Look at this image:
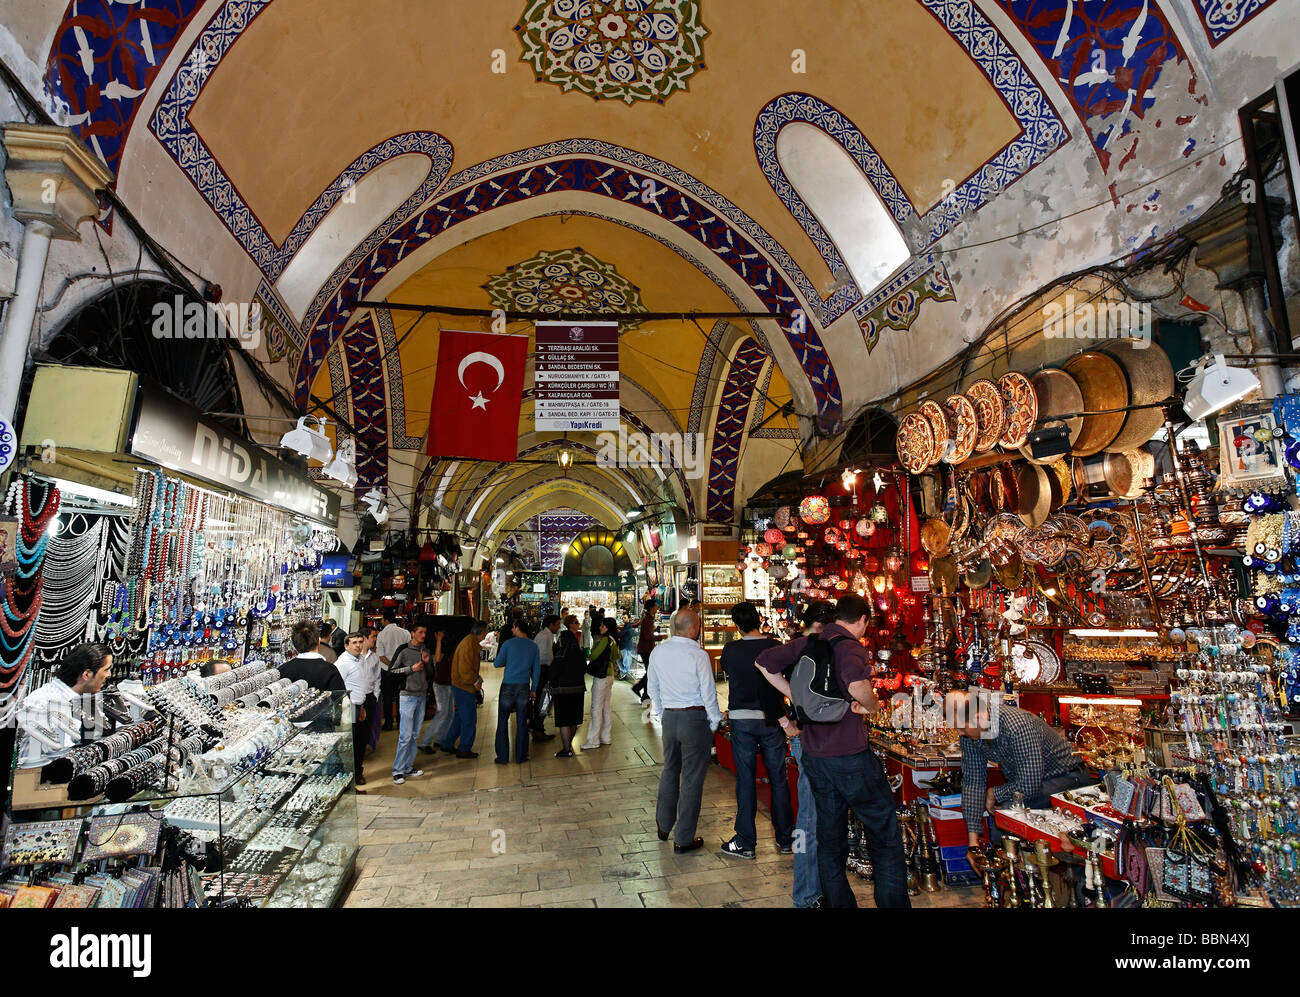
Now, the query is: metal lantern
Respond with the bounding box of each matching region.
[799,495,831,525]
[884,548,904,572]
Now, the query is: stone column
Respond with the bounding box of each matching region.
[0,124,114,432]
[1183,198,1288,399]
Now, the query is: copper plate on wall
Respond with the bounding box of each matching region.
[919,400,951,466]
[1016,462,1051,528]
[1020,368,1084,464]
[943,394,978,464]
[1063,351,1128,456]
[966,379,1005,453]
[897,413,935,474]
[929,557,959,596]
[1104,342,1174,452]
[997,372,1037,449]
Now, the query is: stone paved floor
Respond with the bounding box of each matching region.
[343,669,983,908]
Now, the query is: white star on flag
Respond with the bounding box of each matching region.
[470,392,488,410]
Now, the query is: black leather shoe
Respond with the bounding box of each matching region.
[532,732,556,742]
[656,826,670,842]
[674,837,705,854]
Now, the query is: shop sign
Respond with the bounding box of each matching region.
[534,321,619,432]
[130,387,340,527]
[911,574,930,593]
[558,576,624,592]
[698,523,737,540]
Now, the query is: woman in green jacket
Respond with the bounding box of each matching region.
[581,616,620,750]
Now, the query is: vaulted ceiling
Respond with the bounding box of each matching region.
[18,0,1298,549]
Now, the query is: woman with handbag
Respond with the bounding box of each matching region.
[550,616,588,758]
[582,616,619,750]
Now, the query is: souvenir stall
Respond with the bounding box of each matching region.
[2,366,357,908]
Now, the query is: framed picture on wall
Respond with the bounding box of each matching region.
[1218,413,1284,488]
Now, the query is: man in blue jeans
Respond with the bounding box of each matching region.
[718,602,794,860]
[493,618,540,765]
[757,594,910,908]
[781,719,822,907]
[388,622,429,785]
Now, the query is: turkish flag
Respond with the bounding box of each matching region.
[426,329,528,462]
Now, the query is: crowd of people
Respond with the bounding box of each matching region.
[271,592,926,909]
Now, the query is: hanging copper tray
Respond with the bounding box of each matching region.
[1016,463,1051,528]
[1020,368,1084,464]
[994,553,1025,590]
[1063,351,1129,456]
[943,394,978,464]
[920,518,952,557]
[998,372,1037,450]
[1103,342,1174,452]
[967,379,1005,453]
[929,557,960,595]
[897,413,935,475]
[919,400,951,466]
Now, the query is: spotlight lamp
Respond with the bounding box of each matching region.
[325,437,358,488]
[279,415,332,464]
[1182,354,1261,422]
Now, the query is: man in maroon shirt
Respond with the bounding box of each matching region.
[756,594,910,908]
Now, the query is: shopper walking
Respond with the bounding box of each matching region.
[419,629,454,756]
[718,601,793,860]
[360,627,383,753]
[648,610,721,853]
[334,632,371,788]
[782,600,833,908]
[376,609,410,731]
[581,616,619,750]
[493,619,541,765]
[631,598,658,705]
[388,623,430,785]
[549,615,587,757]
[618,616,637,678]
[440,622,486,759]
[757,595,910,908]
[530,615,561,744]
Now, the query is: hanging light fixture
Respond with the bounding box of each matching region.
[841,468,859,492]
[799,495,830,525]
[324,437,358,487]
[557,449,574,469]
[280,415,332,463]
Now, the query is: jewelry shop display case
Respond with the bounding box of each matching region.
[4,692,358,908]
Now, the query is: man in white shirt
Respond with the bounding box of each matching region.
[359,626,382,754]
[17,642,113,768]
[333,632,370,787]
[529,614,561,744]
[647,610,720,854]
[376,610,411,731]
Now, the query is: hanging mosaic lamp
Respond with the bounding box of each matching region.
[836,539,850,552]
[774,506,794,530]
[753,542,771,557]
[764,528,784,546]
[799,495,831,525]
[836,579,849,591]
[824,527,842,544]
[839,518,854,531]
[771,564,788,580]
[782,544,799,560]
[868,502,890,524]
[884,548,904,572]
[856,517,876,537]
[796,530,809,540]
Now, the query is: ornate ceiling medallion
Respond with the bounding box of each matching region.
[483,247,647,328]
[515,0,709,105]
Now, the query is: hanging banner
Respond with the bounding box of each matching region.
[533,321,619,432]
[426,329,529,462]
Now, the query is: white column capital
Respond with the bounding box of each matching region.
[2,123,115,240]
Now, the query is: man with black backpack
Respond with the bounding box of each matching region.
[756,594,910,908]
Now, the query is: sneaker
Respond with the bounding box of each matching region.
[720,839,756,860]
[600,739,612,745]
[580,742,600,750]
[776,842,795,855]
[392,773,405,785]
[404,769,424,779]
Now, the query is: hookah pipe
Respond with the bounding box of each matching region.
[1086,836,1110,908]
[897,807,922,896]
[1033,839,1058,908]
[914,804,943,892]
[1002,836,1023,908]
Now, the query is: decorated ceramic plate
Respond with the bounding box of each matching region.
[966,379,1005,453]
[997,372,1038,449]
[896,413,935,474]
[943,394,978,464]
[919,400,951,466]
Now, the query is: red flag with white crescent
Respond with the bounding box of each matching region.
[426,329,528,462]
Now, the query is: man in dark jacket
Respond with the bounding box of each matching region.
[280,621,346,693]
[719,601,794,860]
[757,595,909,909]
